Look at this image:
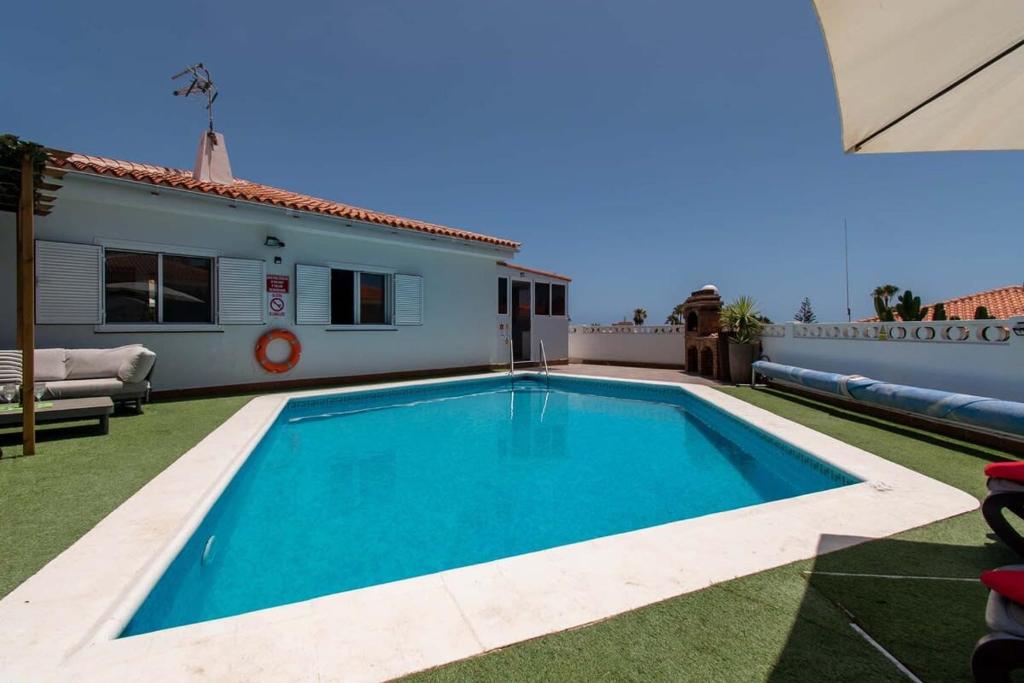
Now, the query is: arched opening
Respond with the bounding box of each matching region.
[699,347,714,376]
[686,346,698,372]
[686,311,698,332]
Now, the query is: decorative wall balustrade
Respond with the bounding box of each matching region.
[759,317,1024,402]
[777,320,1013,345]
[568,325,685,365]
[569,325,685,335]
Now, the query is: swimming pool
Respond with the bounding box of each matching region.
[121,374,857,636]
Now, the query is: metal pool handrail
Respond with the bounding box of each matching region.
[509,339,515,376]
[539,339,550,385]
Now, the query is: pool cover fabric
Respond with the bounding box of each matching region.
[753,361,1024,439]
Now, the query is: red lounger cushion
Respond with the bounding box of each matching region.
[982,569,1024,605]
[985,462,1024,483]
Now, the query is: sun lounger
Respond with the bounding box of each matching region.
[983,462,1024,556]
[972,565,1024,682]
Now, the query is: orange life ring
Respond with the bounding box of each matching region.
[255,329,301,373]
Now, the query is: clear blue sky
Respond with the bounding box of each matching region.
[7,1,1023,324]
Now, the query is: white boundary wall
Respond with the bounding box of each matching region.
[569,325,685,366]
[760,319,1024,402]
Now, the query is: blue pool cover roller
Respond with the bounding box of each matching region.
[752,361,1024,439]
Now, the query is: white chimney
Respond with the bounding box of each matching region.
[193,131,234,184]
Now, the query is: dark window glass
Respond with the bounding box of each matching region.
[535,282,550,316]
[498,277,508,314]
[551,284,566,316]
[360,272,387,324]
[105,250,158,323]
[162,255,213,323]
[331,269,355,325]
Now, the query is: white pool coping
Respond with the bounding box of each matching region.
[0,372,979,682]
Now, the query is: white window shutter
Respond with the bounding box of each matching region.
[218,257,265,324]
[296,264,330,325]
[36,240,102,324]
[394,274,423,325]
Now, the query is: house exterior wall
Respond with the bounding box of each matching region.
[0,174,519,392]
[760,320,1024,402]
[495,265,570,366]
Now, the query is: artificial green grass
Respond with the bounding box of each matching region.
[1,385,1018,681]
[0,395,253,597]
[407,387,1020,683]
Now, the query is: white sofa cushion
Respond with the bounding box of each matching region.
[118,348,157,383]
[0,349,68,382]
[35,349,69,381]
[44,378,148,400]
[66,345,143,380]
[0,351,20,385]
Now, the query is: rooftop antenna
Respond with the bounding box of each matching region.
[172,63,218,134]
[843,218,852,322]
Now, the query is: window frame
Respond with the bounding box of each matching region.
[551,283,567,317]
[96,240,221,332]
[498,277,509,315]
[326,261,397,330]
[535,282,551,316]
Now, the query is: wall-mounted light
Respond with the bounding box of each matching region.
[1013,322,1024,337]
[273,256,283,265]
[264,236,286,248]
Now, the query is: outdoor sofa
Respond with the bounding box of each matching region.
[0,345,156,412]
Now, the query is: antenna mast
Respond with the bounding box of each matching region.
[844,218,851,322]
[172,63,218,133]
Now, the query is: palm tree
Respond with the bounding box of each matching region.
[872,284,900,321]
[632,308,648,326]
[872,284,899,308]
[720,296,764,344]
[665,303,685,325]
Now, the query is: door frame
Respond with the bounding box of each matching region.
[511,279,532,361]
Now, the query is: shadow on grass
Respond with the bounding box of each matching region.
[756,388,1015,465]
[768,533,1016,683]
[0,410,142,456]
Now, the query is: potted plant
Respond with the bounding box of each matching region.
[720,296,764,384]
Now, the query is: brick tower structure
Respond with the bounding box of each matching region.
[682,285,723,379]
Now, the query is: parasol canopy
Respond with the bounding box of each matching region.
[812,0,1024,153]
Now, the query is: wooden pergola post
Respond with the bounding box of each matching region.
[17,151,35,455]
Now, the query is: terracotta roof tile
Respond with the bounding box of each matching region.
[54,154,521,250]
[858,284,1024,321]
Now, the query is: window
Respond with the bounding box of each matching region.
[331,269,356,324]
[330,268,391,326]
[551,284,566,316]
[104,249,213,324]
[498,277,508,315]
[360,272,387,324]
[535,282,550,316]
[163,255,214,323]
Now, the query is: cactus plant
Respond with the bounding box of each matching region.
[932,302,947,321]
[974,306,996,320]
[895,290,928,321]
[873,294,896,322]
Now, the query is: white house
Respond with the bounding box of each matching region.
[0,132,570,394]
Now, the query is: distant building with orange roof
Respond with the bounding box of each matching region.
[859,284,1024,321]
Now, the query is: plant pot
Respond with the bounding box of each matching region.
[727,342,756,384]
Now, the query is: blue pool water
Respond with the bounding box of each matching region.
[122,375,856,636]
